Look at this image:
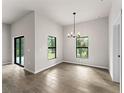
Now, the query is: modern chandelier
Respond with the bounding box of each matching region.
[67,12,80,38]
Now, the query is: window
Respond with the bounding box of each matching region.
[76,36,88,58]
[48,36,56,60]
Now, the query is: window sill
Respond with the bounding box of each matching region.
[48,58,56,60]
[76,57,88,59]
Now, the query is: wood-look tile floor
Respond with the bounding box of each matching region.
[2,63,119,93]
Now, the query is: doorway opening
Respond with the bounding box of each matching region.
[14,36,24,67]
[113,11,121,83]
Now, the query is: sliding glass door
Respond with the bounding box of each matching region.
[14,36,24,67]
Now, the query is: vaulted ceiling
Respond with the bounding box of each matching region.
[2,0,112,25]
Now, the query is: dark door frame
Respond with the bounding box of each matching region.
[14,36,24,67]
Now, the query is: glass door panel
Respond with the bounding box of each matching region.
[16,39,20,64]
[21,38,24,66]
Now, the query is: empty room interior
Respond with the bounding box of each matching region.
[2,0,122,93]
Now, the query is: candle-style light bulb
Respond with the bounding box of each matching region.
[67,33,70,38]
[77,32,80,37]
[71,32,73,35]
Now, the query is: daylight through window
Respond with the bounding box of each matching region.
[48,36,56,60]
[76,37,88,58]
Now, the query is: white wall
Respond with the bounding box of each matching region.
[109,0,122,80]
[35,12,63,73]
[63,17,109,69]
[2,23,11,65]
[11,12,35,73]
[11,11,63,73]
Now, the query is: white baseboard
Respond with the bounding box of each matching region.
[24,67,35,74]
[63,61,108,70]
[24,60,108,74]
[34,61,62,74]
[2,61,12,65]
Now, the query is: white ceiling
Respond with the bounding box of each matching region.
[2,0,112,26]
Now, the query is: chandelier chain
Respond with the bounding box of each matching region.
[74,12,75,34]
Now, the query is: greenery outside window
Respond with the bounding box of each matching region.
[76,36,88,58]
[48,36,56,60]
